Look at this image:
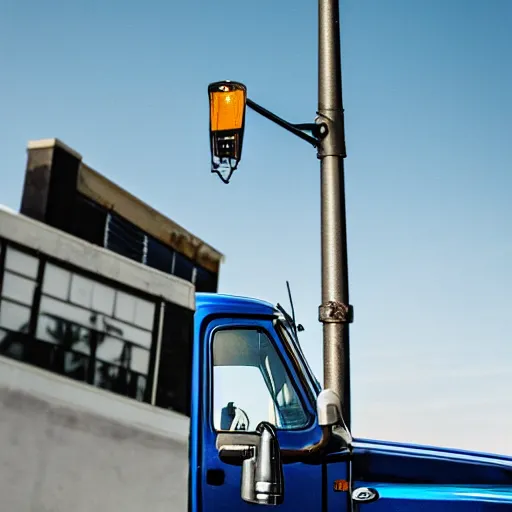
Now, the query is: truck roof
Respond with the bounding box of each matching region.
[196,292,276,317]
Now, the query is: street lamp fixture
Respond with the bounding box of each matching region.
[208,81,247,184]
[208,81,328,184]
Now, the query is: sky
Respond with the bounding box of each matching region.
[1,0,511,455]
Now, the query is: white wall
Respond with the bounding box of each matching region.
[0,356,190,512]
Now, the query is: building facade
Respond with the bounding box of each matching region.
[0,138,224,416]
[20,138,223,294]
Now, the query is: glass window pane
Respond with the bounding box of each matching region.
[2,271,36,306]
[194,266,217,293]
[212,328,310,432]
[62,351,90,380]
[214,366,268,431]
[94,361,146,400]
[38,296,94,331]
[131,346,150,374]
[146,237,174,274]
[5,247,39,279]
[70,274,93,308]
[43,263,71,300]
[0,300,31,332]
[104,213,145,263]
[134,298,155,331]
[115,291,136,324]
[103,316,152,349]
[36,312,90,355]
[0,328,25,360]
[173,253,193,281]
[91,281,115,316]
[95,338,149,375]
[96,336,125,365]
[135,375,146,401]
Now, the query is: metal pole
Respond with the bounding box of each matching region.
[317,0,352,428]
[151,301,166,405]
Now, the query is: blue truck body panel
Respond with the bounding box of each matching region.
[348,440,512,509]
[353,438,512,485]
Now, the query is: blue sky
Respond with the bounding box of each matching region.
[1,0,511,455]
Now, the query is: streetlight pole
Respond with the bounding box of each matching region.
[317,0,352,428]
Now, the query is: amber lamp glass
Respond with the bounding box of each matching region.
[209,82,247,132]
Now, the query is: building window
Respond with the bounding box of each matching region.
[0,244,157,404]
[36,262,156,401]
[173,253,194,282]
[0,246,38,361]
[194,266,218,293]
[104,212,146,264]
[146,236,175,275]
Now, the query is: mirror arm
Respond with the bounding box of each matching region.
[280,425,331,463]
[218,444,255,464]
[280,388,351,463]
[217,426,332,465]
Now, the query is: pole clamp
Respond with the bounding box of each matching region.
[315,112,347,159]
[318,301,354,324]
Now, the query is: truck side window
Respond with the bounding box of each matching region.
[212,328,310,431]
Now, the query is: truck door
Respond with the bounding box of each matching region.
[191,316,349,512]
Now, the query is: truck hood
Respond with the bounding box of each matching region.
[349,438,512,508]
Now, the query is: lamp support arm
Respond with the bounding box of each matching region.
[246,98,326,148]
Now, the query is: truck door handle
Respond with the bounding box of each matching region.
[206,469,225,486]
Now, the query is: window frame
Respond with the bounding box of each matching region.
[0,238,164,406]
[274,319,322,400]
[208,322,315,434]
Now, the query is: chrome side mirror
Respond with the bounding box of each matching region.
[217,421,284,506]
[317,389,352,447]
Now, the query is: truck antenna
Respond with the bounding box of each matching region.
[286,281,304,335]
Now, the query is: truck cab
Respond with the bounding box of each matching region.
[191,293,329,512]
[191,294,512,512]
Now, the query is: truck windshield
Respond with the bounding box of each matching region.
[274,316,322,398]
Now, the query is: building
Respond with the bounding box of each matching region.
[20,138,223,293]
[0,138,224,415]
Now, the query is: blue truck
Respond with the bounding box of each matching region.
[203,3,512,508]
[0,207,511,511]
[190,293,512,511]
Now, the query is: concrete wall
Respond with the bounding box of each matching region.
[0,356,190,512]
